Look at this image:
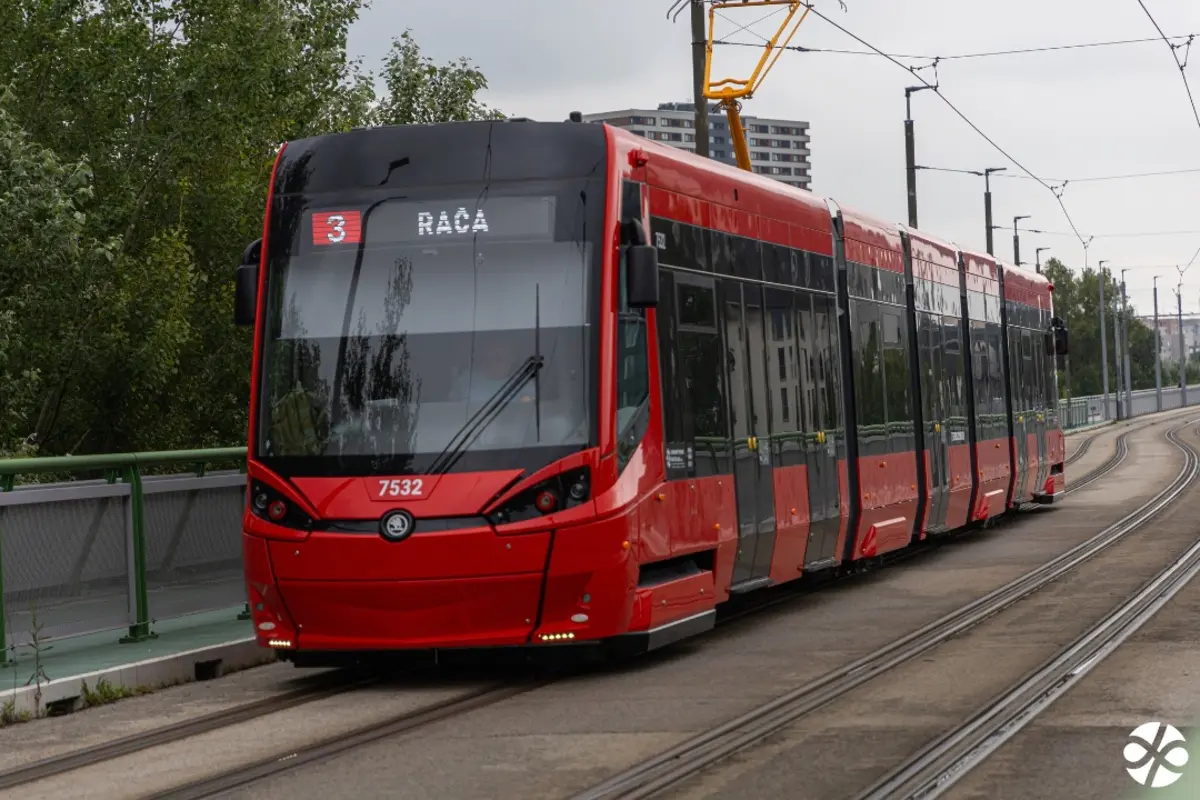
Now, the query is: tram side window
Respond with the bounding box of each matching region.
[650,216,709,272]
[616,182,650,472]
[678,277,730,476]
[986,321,1004,440]
[812,294,844,447]
[882,309,914,454]
[657,270,688,478]
[764,287,805,467]
[941,315,966,429]
[853,300,887,456]
[970,320,991,440]
[1020,328,1034,415]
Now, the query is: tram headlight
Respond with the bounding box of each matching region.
[488,467,591,525]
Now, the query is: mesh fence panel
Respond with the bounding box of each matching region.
[0,483,131,648]
[143,472,246,620]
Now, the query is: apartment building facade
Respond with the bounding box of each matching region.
[583,102,811,190]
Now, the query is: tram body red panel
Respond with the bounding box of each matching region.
[668,476,738,560]
[853,453,920,558]
[534,515,640,641]
[279,577,544,649]
[919,451,932,538]
[769,464,811,582]
[974,438,1011,520]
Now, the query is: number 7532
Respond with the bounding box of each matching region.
[378,478,424,497]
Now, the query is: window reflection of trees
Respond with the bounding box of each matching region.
[333,254,418,458]
[266,297,330,456]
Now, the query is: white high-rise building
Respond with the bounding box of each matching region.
[583,102,811,190]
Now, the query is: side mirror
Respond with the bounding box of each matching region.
[235,238,262,327]
[1054,327,1069,356]
[626,245,659,308]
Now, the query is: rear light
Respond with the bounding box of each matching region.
[535,490,559,513]
[249,480,313,530]
[488,467,591,525]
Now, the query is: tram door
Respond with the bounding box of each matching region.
[1033,329,1051,492]
[1011,328,1031,501]
[924,314,951,532]
[804,294,843,567]
[725,282,777,589]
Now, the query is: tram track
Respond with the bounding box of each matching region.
[571,418,1200,800]
[0,670,380,792]
[148,682,542,800]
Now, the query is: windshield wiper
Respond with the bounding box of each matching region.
[427,354,545,476]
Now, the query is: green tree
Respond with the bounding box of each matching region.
[0,8,504,458]
[372,30,505,126]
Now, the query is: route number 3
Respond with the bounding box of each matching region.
[378,479,424,498]
[311,210,361,246]
[326,214,346,243]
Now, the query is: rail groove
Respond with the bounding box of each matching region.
[572,419,1199,800]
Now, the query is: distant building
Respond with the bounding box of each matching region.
[1139,313,1200,363]
[582,102,811,190]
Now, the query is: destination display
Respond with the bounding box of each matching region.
[309,195,558,247]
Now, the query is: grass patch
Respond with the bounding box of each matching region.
[80,677,136,708]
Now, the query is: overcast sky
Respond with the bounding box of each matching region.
[348,1,1200,317]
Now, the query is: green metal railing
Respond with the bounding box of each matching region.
[0,447,247,658]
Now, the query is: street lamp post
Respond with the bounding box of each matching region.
[982,167,1005,255]
[1012,215,1030,266]
[1112,267,1125,419]
[1099,260,1111,420]
[1179,282,1187,406]
[1120,268,1132,418]
[1153,275,1163,412]
[1035,247,1049,275]
[904,86,934,228]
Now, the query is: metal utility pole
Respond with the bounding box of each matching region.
[1113,270,1125,419]
[690,0,710,159]
[1013,215,1030,266]
[1121,269,1133,418]
[1035,247,1049,274]
[1099,260,1110,420]
[904,86,934,228]
[1179,284,1188,405]
[982,167,1005,255]
[1153,275,1163,412]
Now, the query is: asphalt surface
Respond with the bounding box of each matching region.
[1,411,1195,799]
[946,573,1200,800]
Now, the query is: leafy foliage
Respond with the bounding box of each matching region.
[0,8,501,457]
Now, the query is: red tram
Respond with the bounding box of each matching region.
[233,119,1069,663]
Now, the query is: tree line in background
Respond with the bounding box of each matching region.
[0,1,502,458]
[1042,258,1200,399]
